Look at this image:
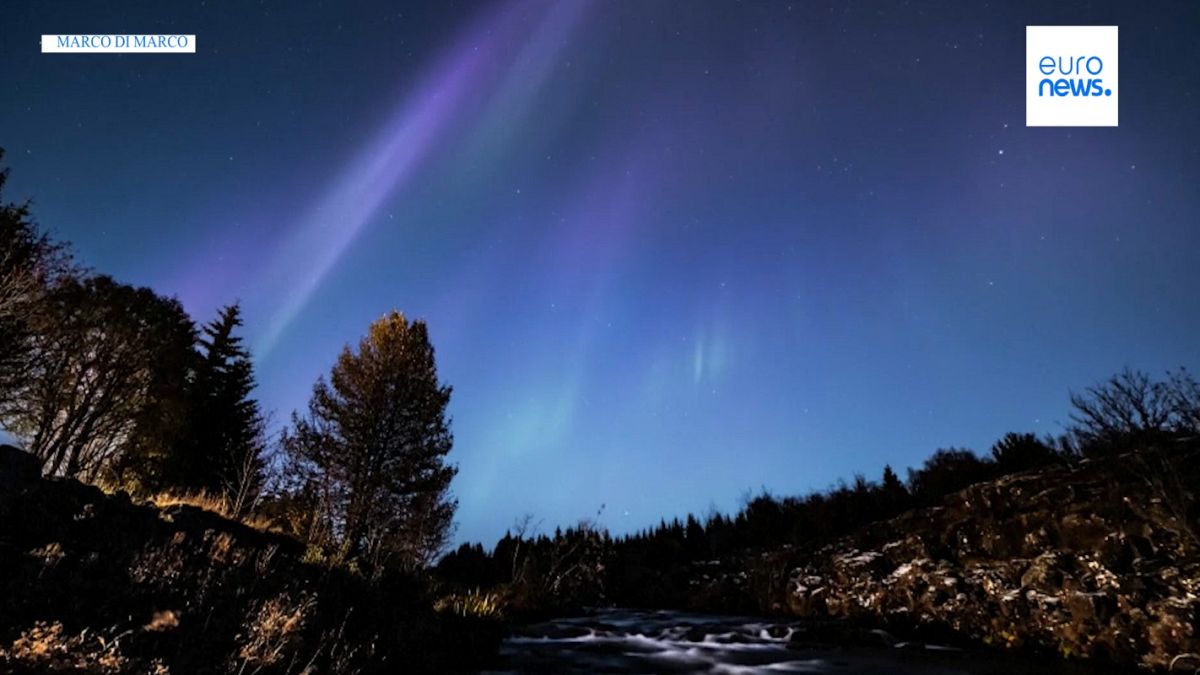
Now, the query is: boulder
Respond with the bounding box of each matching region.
[0,444,42,490]
[677,446,1200,670]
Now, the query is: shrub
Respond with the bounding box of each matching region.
[150,490,278,533]
[906,448,998,505]
[434,589,505,619]
[990,432,1061,473]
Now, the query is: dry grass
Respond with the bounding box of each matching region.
[236,593,315,671]
[433,589,505,619]
[2,621,134,673]
[150,491,278,533]
[152,490,230,514]
[144,610,180,632]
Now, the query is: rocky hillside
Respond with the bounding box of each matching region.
[686,446,1199,671]
[0,446,501,674]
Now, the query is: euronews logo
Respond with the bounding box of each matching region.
[1038,56,1112,98]
[1026,26,1118,127]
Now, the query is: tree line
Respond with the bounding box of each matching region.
[438,367,1200,608]
[0,151,456,575]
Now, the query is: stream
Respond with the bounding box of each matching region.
[483,608,1081,674]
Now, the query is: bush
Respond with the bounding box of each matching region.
[906,448,998,505]
[990,433,1061,474]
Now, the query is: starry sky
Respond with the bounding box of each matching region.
[3,1,1199,546]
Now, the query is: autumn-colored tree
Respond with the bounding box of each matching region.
[283,311,457,572]
[6,276,195,480]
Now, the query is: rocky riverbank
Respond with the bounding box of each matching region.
[684,447,1199,671]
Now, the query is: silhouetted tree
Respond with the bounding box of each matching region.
[437,542,502,589]
[906,448,996,505]
[4,276,195,480]
[742,491,785,548]
[879,464,909,512]
[684,514,707,558]
[163,304,266,511]
[283,311,457,572]
[116,302,197,491]
[1166,369,1200,438]
[990,432,1060,473]
[1069,368,1177,456]
[0,151,73,420]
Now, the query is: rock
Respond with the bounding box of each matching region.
[678,446,1200,671]
[1020,551,1067,592]
[0,444,42,490]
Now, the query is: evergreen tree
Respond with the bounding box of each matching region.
[881,464,903,493]
[167,304,265,510]
[283,311,457,572]
[879,464,909,514]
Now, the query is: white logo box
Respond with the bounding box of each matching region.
[1026,26,1118,127]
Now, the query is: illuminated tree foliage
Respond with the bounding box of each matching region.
[284,311,457,572]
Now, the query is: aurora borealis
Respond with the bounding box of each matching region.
[3,0,1199,545]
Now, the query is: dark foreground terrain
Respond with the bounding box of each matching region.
[0,446,501,674]
[2,444,1198,673]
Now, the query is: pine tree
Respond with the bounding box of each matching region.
[283,311,457,572]
[167,304,264,510]
[881,464,904,495]
[880,464,909,514]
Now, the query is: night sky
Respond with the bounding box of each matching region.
[3,1,1199,546]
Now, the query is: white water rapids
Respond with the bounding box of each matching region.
[482,608,1082,674]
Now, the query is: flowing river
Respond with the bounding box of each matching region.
[483,609,1081,674]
